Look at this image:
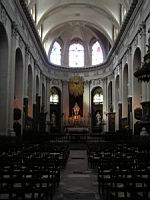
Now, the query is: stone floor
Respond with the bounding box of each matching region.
[53,150,101,200]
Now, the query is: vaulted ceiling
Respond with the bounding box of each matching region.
[28,0,130,42]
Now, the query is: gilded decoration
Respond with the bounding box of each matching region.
[68,76,84,97]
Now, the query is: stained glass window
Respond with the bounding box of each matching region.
[92,41,103,65]
[69,43,84,67]
[50,41,61,65]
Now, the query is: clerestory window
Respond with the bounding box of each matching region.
[92,41,103,65]
[50,41,61,65]
[69,43,84,67]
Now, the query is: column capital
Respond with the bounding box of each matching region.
[138,21,146,38]
[11,21,18,38]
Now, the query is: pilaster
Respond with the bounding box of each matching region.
[83,80,90,126]
[62,80,69,127]
[8,22,18,136]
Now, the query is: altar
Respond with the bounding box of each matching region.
[67,127,89,134]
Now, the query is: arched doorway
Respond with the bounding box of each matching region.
[13,48,23,136]
[0,23,8,135]
[50,87,61,133]
[91,87,103,133]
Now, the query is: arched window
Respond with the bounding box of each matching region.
[69,43,84,67]
[92,41,103,65]
[93,93,103,104]
[50,41,61,65]
[50,93,59,104]
[30,4,36,22]
[120,4,127,23]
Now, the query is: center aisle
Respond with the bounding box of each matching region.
[53,150,100,200]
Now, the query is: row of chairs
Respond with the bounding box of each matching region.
[87,141,150,200]
[98,153,150,199]
[0,142,70,200]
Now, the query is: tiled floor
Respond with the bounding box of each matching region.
[53,150,101,200]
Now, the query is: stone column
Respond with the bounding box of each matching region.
[119,62,123,130]
[103,78,107,132]
[84,42,91,67]
[62,81,69,129]
[139,22,147,102]
[46,79,50,133]
[24,46,30,97]
[83,80,90,127]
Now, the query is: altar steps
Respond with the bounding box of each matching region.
[69,142,87,150]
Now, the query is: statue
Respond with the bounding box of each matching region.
[96,111,101,126]
[73,102,80,118]
[51,112,56,127]
[109,103,113,112]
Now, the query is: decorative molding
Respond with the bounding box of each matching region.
[138,21,146,38]
[84,72,89,77]
[84,80,90,85]
[62,80,68,86]
[133,35,138,47]
[117,66,120,75]
[0,6,7,26]
[127,44,132,55]
[124,52,127,63]
[51,79,60,86]
[92,79,101,86]
[19,36,24,49]
[11,21,18,38]
[25,45,30,57]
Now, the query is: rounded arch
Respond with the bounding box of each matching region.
[123,64,128,118]
[133,47,142,109]
[14,48,23,110]
[91,86,103,132]
[28,65,33,117]
[0,22,9,134]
